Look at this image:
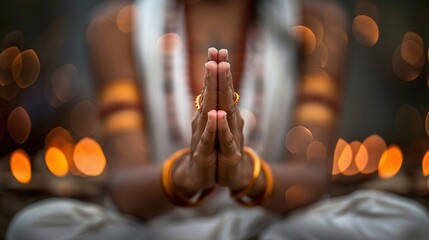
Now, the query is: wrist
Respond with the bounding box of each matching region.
[173,154,214,197]
[227,154,253,192]
[172,155,198,197]
[162,148,216,207]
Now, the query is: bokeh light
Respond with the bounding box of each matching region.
[403,32,424,48]
[291,25,317,55]
[7,106,31,144]
[45,127,78,174]
[401,41,424,66]
[341,141,361,176]
[337,143,353,174]
[392,45,421,81]
[50,64,79,105]
[332,138,348,175]
[378,145,403,179]
[423,150,429,176]
[393,32,424,82]
[10,149,31,184]
[116,4,138,33]
[73,138,106,176]
[352,15,379,47]
[69,100,99,137]
[99,80,140,106]
[156,33,183,55]
[302,15,324,46]
[285,126,313,154]
[296,102,335,125]
[45,126,73,149]
[354,144,369,173]
[306,141,326,161]
[324,26,348,52]
[0,46,20,86]
[45,147,69,177]
[301,68,336,97]
[361,134,387,174]
[12,49,40,88]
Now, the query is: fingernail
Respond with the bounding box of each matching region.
[223,112,227,120]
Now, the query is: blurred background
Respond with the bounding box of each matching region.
[0,0,428,237]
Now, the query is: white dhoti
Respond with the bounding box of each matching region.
[7,190,429,240]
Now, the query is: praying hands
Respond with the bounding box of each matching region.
[173,48,257,199]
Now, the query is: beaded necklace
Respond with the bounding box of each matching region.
[161,0,267,153]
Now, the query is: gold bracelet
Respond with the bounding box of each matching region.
[161,148,215,207]
[231,147,262,199]
[234,158,274,207]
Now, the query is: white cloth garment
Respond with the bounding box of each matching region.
[7,190,429,239]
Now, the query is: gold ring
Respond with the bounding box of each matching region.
[233,92,240,106]
[195,94,202,111]
[194,92,240,110]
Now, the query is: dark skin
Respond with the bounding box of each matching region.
[89,0,347,220]
[175,48,251,197]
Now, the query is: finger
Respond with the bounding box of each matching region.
[208,47,218,62]
[218,62,238,132]
[197,110,217,155]
[193,60,217,150]
[218,61,233,107]
[218,49,233,90]
[217,110,237,155]
[218,49,228,63]
[201,61,218,114]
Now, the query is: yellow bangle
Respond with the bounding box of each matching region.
[234,157,274,207]
[161,148,215,207]
[231,147,262,199]
[259,160,275,204]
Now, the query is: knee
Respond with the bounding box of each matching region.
[6,198,81,240]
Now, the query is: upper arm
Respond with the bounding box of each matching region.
[87,2,151,169]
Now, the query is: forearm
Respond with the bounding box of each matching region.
[247,161,329,214]
[104,131,176,220]
[108,163,174,220]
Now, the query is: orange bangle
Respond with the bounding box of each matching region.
[234,159,274,207]
[231,147,262,199]
[161,148,215,207]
